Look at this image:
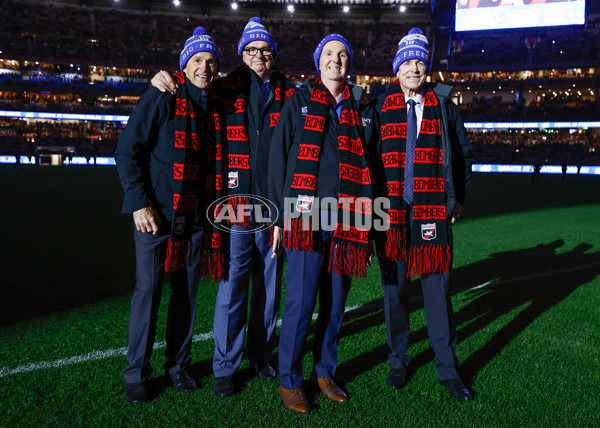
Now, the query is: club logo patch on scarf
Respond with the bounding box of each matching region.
[228,171,239,189]
[421,223,436,241]
[296,195,314,213]
[174,216,186,234]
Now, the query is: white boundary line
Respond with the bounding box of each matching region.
[0,306,360,378]
[2,260,599,378]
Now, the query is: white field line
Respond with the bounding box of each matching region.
[2,260,598,379]
[0,305,360,378]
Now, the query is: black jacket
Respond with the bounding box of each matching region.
[218,66,297,199]
[268,79,379,227]
[375,83,473,213]
[114,78,209,222]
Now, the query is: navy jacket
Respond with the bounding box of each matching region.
[268,79,379,227]
[114,78,208,222]
[375,83,473,213]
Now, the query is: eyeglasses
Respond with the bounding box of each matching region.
[243,47,273,57]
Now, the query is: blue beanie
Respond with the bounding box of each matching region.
[179,27,221,71]
[392,27,430,75]
[313,34,353,74]
[237,17,277,57]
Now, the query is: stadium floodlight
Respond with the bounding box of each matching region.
[231,2,238,10]
[173,0,180,6]
[343,6,350,13]
[399,5,406,12]
[287,5,295,13]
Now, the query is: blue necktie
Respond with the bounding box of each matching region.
[404,99,417,204]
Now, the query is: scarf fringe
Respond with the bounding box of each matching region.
[203,250,225,282]
[165,238,188,272]
[384,228,408,262]
[283,217,315,252]
[407,244,452,278]
[227,196,251,228]
[329,242,367,278]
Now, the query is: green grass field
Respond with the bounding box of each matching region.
[1,166,599,427]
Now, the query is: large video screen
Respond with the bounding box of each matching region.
[455,0,586,32]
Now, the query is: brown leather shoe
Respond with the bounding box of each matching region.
[318,377,349,403]
[278,385,310,413]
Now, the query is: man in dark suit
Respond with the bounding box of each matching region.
[114,27,221,405]
[376,28,474,401]
[150,18,297,397]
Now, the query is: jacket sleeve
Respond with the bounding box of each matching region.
[114,88,168,214]
[268,94,298,227]
[447,100,473,206]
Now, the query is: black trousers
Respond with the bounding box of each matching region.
[123,226,204,384]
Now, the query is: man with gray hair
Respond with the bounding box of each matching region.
[376,27,474,401]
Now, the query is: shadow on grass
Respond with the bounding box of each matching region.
[337,239,600,386]
[125,239,599,403]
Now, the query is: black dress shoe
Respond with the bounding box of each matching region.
[125,382,151,405]
[169,370,198,393]
[213,376,234,397]
[439,378,473,401]
[386,367,408,389]
[253,363,276,380]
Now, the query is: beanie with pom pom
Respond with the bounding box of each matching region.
[179,26,221,71]
[237,17,277,57]
[392,27,429,75]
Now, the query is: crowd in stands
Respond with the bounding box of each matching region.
[449,27,600,71]
[0,0,598,166]
[3,87,597,123]
[1,119,598,166]
[0,92,138,115]
[447,68,598,83]
[0,0,425,74]
[0,119,121,157]
[459,97,600,122]
[0,60,155,93]
[470,130,600,167]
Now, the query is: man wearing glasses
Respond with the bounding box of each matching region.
[212,17,296,397]
[150,17,295,398]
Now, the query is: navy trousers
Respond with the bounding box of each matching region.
[278,227,351,390]
[123,226,204,385]
[212,223,283,377]
[380,206,459,381]
[381,261,458,380]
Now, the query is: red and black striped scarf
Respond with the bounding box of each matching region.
[219,67,295,226]
[285,78,372,278]
[379,83,451,277]
[165,71,225,281]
